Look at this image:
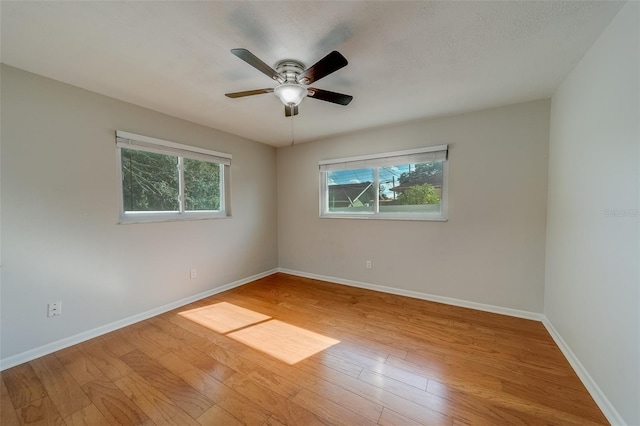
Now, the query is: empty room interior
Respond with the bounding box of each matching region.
[1,1,639,425]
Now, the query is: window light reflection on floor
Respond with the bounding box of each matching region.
[179,301,271,333]
[228,319,340,364]
[179,302,340,364]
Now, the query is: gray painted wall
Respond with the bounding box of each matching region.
[277,99,550,313]
[0,65,278,360]
[545,3,640,424]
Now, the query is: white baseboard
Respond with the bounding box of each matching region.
[0,268,278,371]
[277,268,544,321]
[542,318,626,426]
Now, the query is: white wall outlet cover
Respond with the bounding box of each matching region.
[47,302,62,317]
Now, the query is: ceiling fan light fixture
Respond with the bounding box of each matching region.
[274,83,308,106]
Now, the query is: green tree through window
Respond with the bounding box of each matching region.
[122,148,179,211]
[396,184,440,205]
[398,162,442,185]
[184,158,221,211]
[392,162,442,206]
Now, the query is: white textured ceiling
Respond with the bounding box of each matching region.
[1,1,623,147]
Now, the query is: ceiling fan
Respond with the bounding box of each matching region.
[225,48,353,117]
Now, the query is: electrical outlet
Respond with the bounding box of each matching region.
[190,268,197,279]
[47,302,62,317]
[366,260,372,269]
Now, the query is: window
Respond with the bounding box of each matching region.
[116,131,231,223]
[319,145,448,221]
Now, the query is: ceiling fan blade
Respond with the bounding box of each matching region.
[225,88,273,98]
[284,105,299,117]
[231,48,281,81]
[307,88,353,105]
[299,51,348,84]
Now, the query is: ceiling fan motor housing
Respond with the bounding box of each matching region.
[273,60,309,106]
[275,60,307,84]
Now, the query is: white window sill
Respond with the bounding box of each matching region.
[119,211,229,224]
[319,214,447,222]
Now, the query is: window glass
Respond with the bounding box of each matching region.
[121,148,179,212]
[379,161,443,214]
[184,158,221,211]
[327,168,375,213]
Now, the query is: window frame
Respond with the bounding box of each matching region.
[319,145,448,221]
[116,131,231,224]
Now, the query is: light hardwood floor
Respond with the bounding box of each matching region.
[1,273,608,425]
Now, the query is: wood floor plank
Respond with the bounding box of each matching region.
[120,323,174,360]
[147,315,213,351]
[162,309,249,354]
[159,346,238,385]
[386,355,502,392]
[1,374,21,426]
[224,373,329,425]
[81,378,154,426]
[54,346,106,386]
[418,346,577,396]
[292,387,379,426]
[264,415,289,426]
[2,363,47,409]
[115,372,199,426]
[119,349,213,419]
[196,381,272,426]
[299,351,363,378]
[501,377,606,423]
[296,362,452,425]
[1,273,608,425]
[79,340,133,382]
[30,354,92,418]
[148,315,243,368]
[156,352,233,406]
[427,379,604,426]
[97,332,137,357]
[156,350,272,425]
[63,403,111,426]
[16,396,65,426]
[196,404,243,426]
[377,407,425,426]
[242,366,302,399]
[360,368,515,425]
[358,369,435,406]
[173,330,301,399]
[291,374,384,423]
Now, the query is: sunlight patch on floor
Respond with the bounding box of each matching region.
[179,302,339,364]
[179,301,270,333]
[228,319,340,365]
